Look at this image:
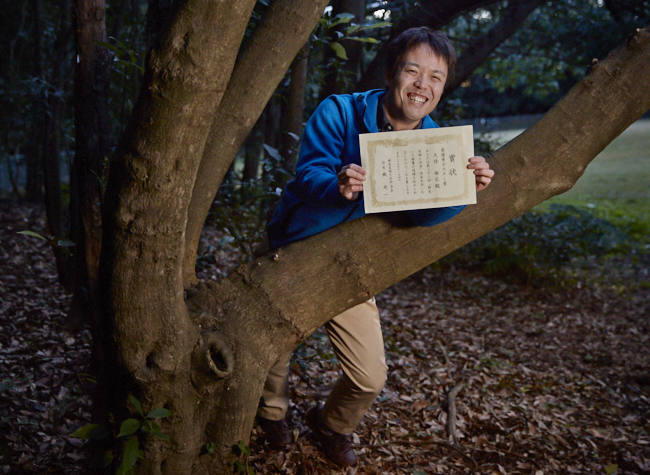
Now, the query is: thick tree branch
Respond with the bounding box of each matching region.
[98,1,261,471]
[444,0,545,97]
[182,0,330,286]
[190,29,650,460]
[102,0,256,374]
[233,26,650,355]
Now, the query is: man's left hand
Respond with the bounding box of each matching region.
[467,156,494,192]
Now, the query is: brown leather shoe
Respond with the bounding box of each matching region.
[255,415,292,450]
[305,405,358,468]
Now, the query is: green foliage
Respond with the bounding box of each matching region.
[303,11,391,102]
[444,0,650,117]
[231,441,254,475]
[17,230,75,254]
[441,204,637,285]
[202,442,218,455]
[208,144,290,260]
[71,395,172,474]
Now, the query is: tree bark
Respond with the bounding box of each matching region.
[443,0,545,97]
[70,0,112,318]
[183,29,650,469]
[280,42,309,175]
[110,0,131,39]
[43,0,73,289]
[182,0,330,286]
[242,123,262,181]
[100,6,649,467]
[264,94,282,150]
[98,0,258,471]
[25,0,44,202]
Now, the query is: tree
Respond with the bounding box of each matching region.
[88,0,650,472]
[69,0,112,319]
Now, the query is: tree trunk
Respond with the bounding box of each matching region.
[184,27,650,468]
[25,0,44,202]
[264,94,282,151]
[280,42,309,175]
[182,0,331,286]
[145,0,174,50]
[99,4,650,466]
[98,0,259,471]
[42,0,73,289]
[70,0,112,319]
[242,123,261,181]
[110,0,131,39]
[444,0,545,97]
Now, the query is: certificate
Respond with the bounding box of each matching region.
[359,125,476,214]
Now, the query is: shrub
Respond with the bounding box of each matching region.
[442,204,635,285]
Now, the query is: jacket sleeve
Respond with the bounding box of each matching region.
[405,205,465,227]
[291,97,354,209]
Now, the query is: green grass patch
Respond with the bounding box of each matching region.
[489,118,650,241]
[542,118,650,242]
[447,119,650,284]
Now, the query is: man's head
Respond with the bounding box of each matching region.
[383,28,457,131]
[385,28,456,88]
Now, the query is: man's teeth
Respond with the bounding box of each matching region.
[408,94,426,104]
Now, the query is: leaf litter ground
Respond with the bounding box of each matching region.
[1,200,649,474]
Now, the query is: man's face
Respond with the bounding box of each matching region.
[384,44,448,131]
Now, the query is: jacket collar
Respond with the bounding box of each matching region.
[352,89,437,132]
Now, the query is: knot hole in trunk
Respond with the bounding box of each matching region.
[191,331,234,391]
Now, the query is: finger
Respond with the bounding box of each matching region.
[475,176,491,191]
[338,168,366,183]
[339,183,364,193]
[338,175,365,186]
[345,163,367,175]
[468,162,490,170]
[342,178,364,186]
[473,168,495,177]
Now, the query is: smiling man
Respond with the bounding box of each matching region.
[255,28,494,468]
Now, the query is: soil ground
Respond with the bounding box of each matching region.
[1,200,649,474]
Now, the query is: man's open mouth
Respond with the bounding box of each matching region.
[407,93,427,104]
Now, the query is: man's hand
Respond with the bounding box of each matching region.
[337,164,366,201]
[467,156,494,192]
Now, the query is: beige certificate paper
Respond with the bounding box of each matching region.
[360,125,476,214]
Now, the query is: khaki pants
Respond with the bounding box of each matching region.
[257,298,387,434]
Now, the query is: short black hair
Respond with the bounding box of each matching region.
[385,27,457,88]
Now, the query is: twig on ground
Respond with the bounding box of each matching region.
[438,340,451,366]
[445,383,464,448]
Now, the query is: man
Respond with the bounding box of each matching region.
[255,27,494,468]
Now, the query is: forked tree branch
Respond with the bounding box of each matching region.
[182,0,330,286]
[444,0,545,97]
[225,27,650,354]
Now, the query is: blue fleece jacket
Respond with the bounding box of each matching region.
[267,89,465,249]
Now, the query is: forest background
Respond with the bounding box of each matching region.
[1,0,650,473]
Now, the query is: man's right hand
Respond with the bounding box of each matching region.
[337,164,366,201]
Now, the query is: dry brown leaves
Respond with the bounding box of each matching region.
[0,201,89,474]
[1,202,649,474]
